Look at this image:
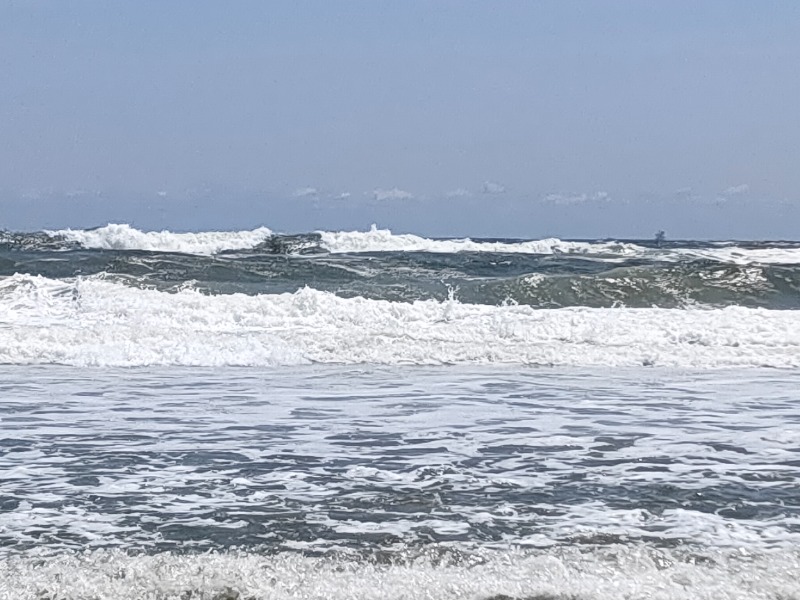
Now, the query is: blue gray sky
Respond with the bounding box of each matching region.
[2,1,799,238]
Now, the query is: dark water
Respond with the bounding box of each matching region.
[3,230,800,308]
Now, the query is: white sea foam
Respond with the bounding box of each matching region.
[1,273,799,368]
[58,223,638,256]
[50,223,273,255]
[319,225,641,256]
[320,227,800,264]
[45,224,800,264]
[2,365,799,556]
[2,546,799,600]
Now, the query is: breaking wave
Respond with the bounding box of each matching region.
[318,225,642,257]
[2,224,798,265]
[1,273,799,368]
[47,223,274,255]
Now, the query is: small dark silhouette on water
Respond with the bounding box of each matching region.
[654,230,666,247]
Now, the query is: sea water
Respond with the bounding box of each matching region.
[1,225,800,599]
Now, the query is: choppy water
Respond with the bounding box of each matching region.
[3,224,800,309]
[2,225,800,598]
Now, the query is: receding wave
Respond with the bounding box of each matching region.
[3,546,799,600]
[2,273,799,368]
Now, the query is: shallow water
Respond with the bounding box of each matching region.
[2,366,799,598]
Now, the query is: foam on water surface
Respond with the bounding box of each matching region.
[1,366,799,557]
[2,363,800,598]
[50,224,274,255]
[1,273,799,368]
[41,224,800,264]
[318,225,642,257]
[3,546,800,600]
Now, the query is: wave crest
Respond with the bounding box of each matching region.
[319,225,641,256]
[6,224,800,264]
[49,223,273,255]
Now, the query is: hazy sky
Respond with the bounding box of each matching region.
[2,1,799,238]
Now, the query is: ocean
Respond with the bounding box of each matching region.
[1,224,800,599]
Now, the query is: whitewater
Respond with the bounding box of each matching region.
[2,224,800,599]
[2,273,800,368]
[45,222,800,263]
